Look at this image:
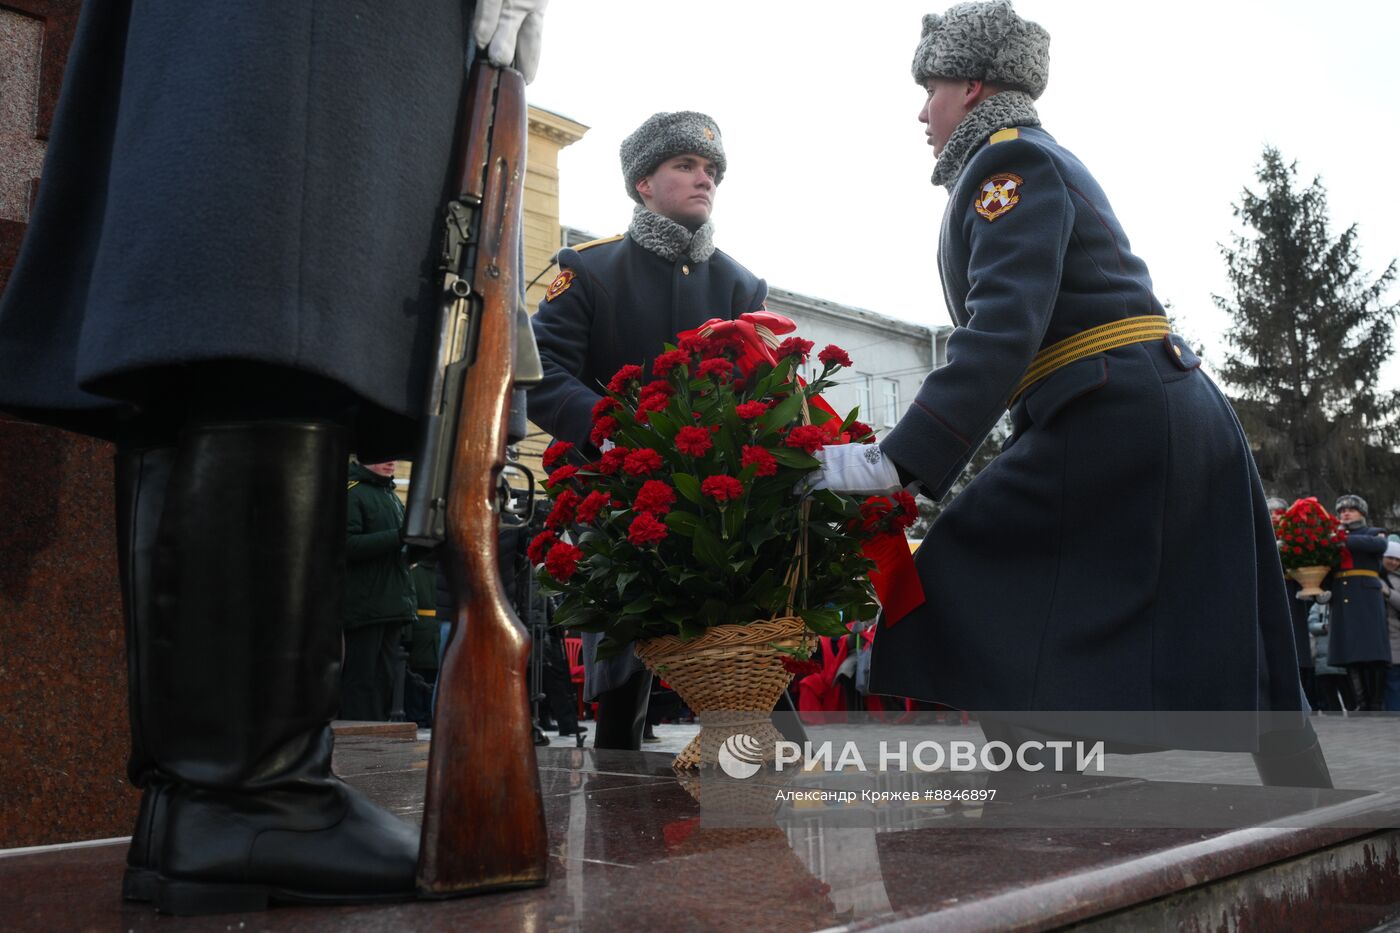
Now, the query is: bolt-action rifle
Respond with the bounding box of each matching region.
[406,57,548,898]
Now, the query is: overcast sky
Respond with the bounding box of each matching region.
[527,0,1400,388]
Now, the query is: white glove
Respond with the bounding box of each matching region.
[805,444,901,495]
[473,0,548,83]
[1315,591,1332,605]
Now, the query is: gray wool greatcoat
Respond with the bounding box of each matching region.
[1325,528,1391,666]
[528,233,766,699]
[869,125,1303,751]
[0,1,472,455]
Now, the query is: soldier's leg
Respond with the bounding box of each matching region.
[1252,720,1333,788]
[593,670,652,750]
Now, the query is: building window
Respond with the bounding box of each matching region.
[882,379,900,428]
[854,375,872,425]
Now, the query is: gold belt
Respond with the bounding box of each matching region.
[417,608,438,617]
[1009,315,1171,406]
[1336,570,1378,579]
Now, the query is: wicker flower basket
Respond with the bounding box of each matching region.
[634,615,805,771]
[1287,564,1330,598]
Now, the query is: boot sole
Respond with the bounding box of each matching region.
[122,867,157,902]
[155,878,415,916]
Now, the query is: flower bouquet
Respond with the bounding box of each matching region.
[531,312,911,768]
[1274,497,1348,596]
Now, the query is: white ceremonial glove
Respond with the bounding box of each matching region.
[473,0,549,83]
[598,438,615,454]
[1315,591,1333,605]
[1294,589,1313,602]
[805,444,902,496]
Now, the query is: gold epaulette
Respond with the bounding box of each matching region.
[572,234,624,252]
[989,128,1020,145]
[347,480,360,490]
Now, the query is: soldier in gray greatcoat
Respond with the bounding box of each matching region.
[528,112,767,749]
[0,0,546,914]
[810,1,1329,786]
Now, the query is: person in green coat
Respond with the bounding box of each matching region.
[342,460,416,721]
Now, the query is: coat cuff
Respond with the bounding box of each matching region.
[880,401,974,500]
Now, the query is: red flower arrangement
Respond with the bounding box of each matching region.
[1273,497,1347,571]
[532,316,888,655]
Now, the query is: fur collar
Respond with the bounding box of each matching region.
[628,205,716,263]
[932,90,1041,189]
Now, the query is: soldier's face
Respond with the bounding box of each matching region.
[919,78,975,156]
[1339,507,1363,524]
[364,461,397,478]
[636,154,717,230]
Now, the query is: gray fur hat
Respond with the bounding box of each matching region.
[1265,497,1288,512]
[620,111,726,203]
[1336,494,1369,517]
[912,1,1050,100]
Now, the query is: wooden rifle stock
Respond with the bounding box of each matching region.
[416,61,549,897]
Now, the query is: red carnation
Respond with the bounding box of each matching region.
[678,333,711,356]
[627,512,669,547]
[735,401,769,420]
[575,489,613,524]
[776,337,814,363]
[653,349,689,376]
[633,480,677,515]
[542,441,574,470]
[785,424,828,454]
[818,344,853,368]
[591,396,621,422]
[848,421,875,442]
[607,364,643,393]
[597,446,630,475]
[697,357,735,382]
[780,655,822,677]
[741,444,778,477]
[701,474,745,503]
[545,489,581,528]
[892,490,919,530]
[544,541,583,580]
[546,464,578,488]
[859,496,894,531]
[675,425,714,457]
[623,448,664,476]
[590,416,618,446]
[526,530,557,565]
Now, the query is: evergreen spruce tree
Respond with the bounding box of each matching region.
[1216,147,1398,515]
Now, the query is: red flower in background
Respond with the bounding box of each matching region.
[623,448,663,476]
[701,475,745,502]
[776,337,814,363]
[741,444,778,477]
[675,426,713,457]
[633,480,677,515]
[575,489,613,524]
[678,333,711,356]
[542,441,573,470]
[607,364,643,393]
[848,421,875,442]
[697,358,735,382]
[653,349,689,376]
[590,416,618,446]
[627,512,669,547]
[785,424,827,454]
[546,489,581,528]
[780,655,822,677]
[597,446,630,475]
[591,396,621,422]
[546,464,578,488]
[817,344,852,368]
[735,401,769,420]
[545,541,583,580]
[526,530,557,564]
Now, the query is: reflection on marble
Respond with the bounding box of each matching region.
[2,739,1399,931]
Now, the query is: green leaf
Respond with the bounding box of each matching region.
[760,392,805,432]
[769,447,821,469]
[672,473,702,505]
[622,594,655,615]
[692,523,729,570]
[664,510,702,537]
[616,569,640,598]
[799,607,849,637]
[645,411,680,440]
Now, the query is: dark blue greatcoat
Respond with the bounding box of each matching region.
[0,1,470,454]
[870,124,1302,751]
[528,232,765,698]
[1326,528,1390,665]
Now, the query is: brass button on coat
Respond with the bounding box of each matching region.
[682,264,690,275]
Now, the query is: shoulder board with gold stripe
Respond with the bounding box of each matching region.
[989,128,1020,145]
[572,234,624,252]
[347,480,360,490]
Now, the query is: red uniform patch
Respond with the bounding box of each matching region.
[545,268,575,302]
[974,172,1024,222]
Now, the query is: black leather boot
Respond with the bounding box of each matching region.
[593,670,652,750]
[144,420,418,915]
[1252,723,1334,789]
[115,444,174,902]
